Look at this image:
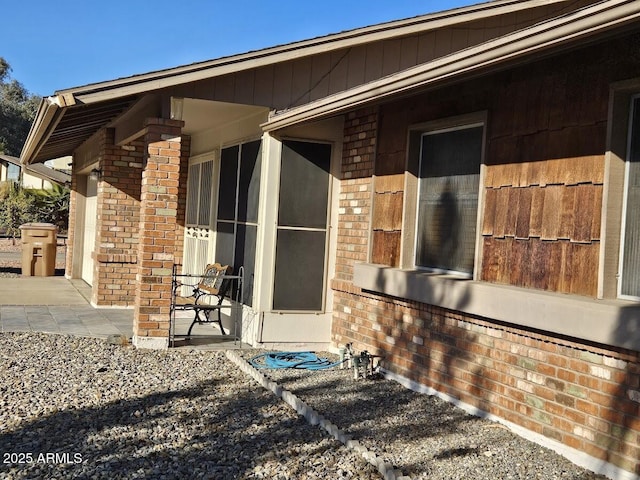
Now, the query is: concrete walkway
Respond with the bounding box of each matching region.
[0,277,133,338]
[0,276,246,349]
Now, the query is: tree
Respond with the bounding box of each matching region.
[0,58,40,156]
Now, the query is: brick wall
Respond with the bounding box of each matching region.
[334,107,376,283]
[64,172,78,278]
[331,38,640,475]
[332,289,640,474]
[93,129,143,306]
[133,118,188,347]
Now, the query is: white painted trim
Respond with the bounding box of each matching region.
[617,94,640,300]
[410,113,487,278]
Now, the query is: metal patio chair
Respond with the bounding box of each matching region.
[171,263,233,336]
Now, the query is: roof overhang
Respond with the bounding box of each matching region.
[19,0,579,165]
[263,0,640,132]
[0,154,71,186]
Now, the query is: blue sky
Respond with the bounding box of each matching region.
[3,0,475,96]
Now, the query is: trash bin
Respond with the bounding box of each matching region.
[19,223,58,277]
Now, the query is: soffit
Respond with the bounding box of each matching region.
[29,96,139,164]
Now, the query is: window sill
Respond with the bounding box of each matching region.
[353,263,640,352]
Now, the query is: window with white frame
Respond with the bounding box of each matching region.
[414,122,484,276]
[619,95,640,299]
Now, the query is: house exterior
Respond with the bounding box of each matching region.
[0,154,70,189]
[20,0,640,477]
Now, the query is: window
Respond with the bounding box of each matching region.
[215,140,262,306]
[7,164,20,182]
[619,95,640,299]
[414,122,484,276]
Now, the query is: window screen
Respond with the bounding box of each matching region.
[273,140,331,311]
[218,146,239,221]
[621,97,640,297]
[238,140,262,223]
[214,141,261,306]
[278,141,331,229]
[416,125,483,275]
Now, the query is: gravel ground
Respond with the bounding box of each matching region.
[0,333,379,479]
[0,334,610,479]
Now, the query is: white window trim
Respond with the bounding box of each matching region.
[402,111,487,280]
[617,93,640,301]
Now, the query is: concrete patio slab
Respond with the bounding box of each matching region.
[0,275,249,350]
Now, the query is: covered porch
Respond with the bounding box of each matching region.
[22,84,342,349]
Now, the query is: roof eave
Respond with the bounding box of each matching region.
[263,0,640,132]
[20,96,68,165]
[45,0,574,105]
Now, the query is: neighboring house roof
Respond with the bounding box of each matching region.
[0,154,71,186]
[264,0,640,131]
[20,0,584,165]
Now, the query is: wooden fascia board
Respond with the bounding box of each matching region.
[262,0,640,132]
[20,98,66,165]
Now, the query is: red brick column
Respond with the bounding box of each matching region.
[93,129,143,306]
[133,118,188,349]
[64,171,78,279]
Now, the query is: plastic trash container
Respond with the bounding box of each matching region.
[19,223,58,276]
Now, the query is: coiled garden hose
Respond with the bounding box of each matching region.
[249,351,343,370]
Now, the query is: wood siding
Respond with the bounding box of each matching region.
[370,32,640,296]
[176,2,595,111]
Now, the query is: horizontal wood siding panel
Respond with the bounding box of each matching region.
[482,188,497,236]
[504,188,519,237]
[493,187,509,238]
[375,174,404,193]
[573,184,596,243]
[484,155,605,189]
[372,192,404,231]
[371,230,401,267]
[569,242,599,296]
[515,187,532,239]
[591,185,603,240]
[541,185,562,240]
[481,237,599,296]
[558,186,577,240]
[510,238,530,288]
[529,187,545,238]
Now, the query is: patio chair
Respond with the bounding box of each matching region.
[172,263,233,336]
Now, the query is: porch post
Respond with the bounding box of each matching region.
[133,118,189,349]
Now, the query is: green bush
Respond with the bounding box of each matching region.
[0,183,38,239]
[0,183,70,239]
[31,184,70,233]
